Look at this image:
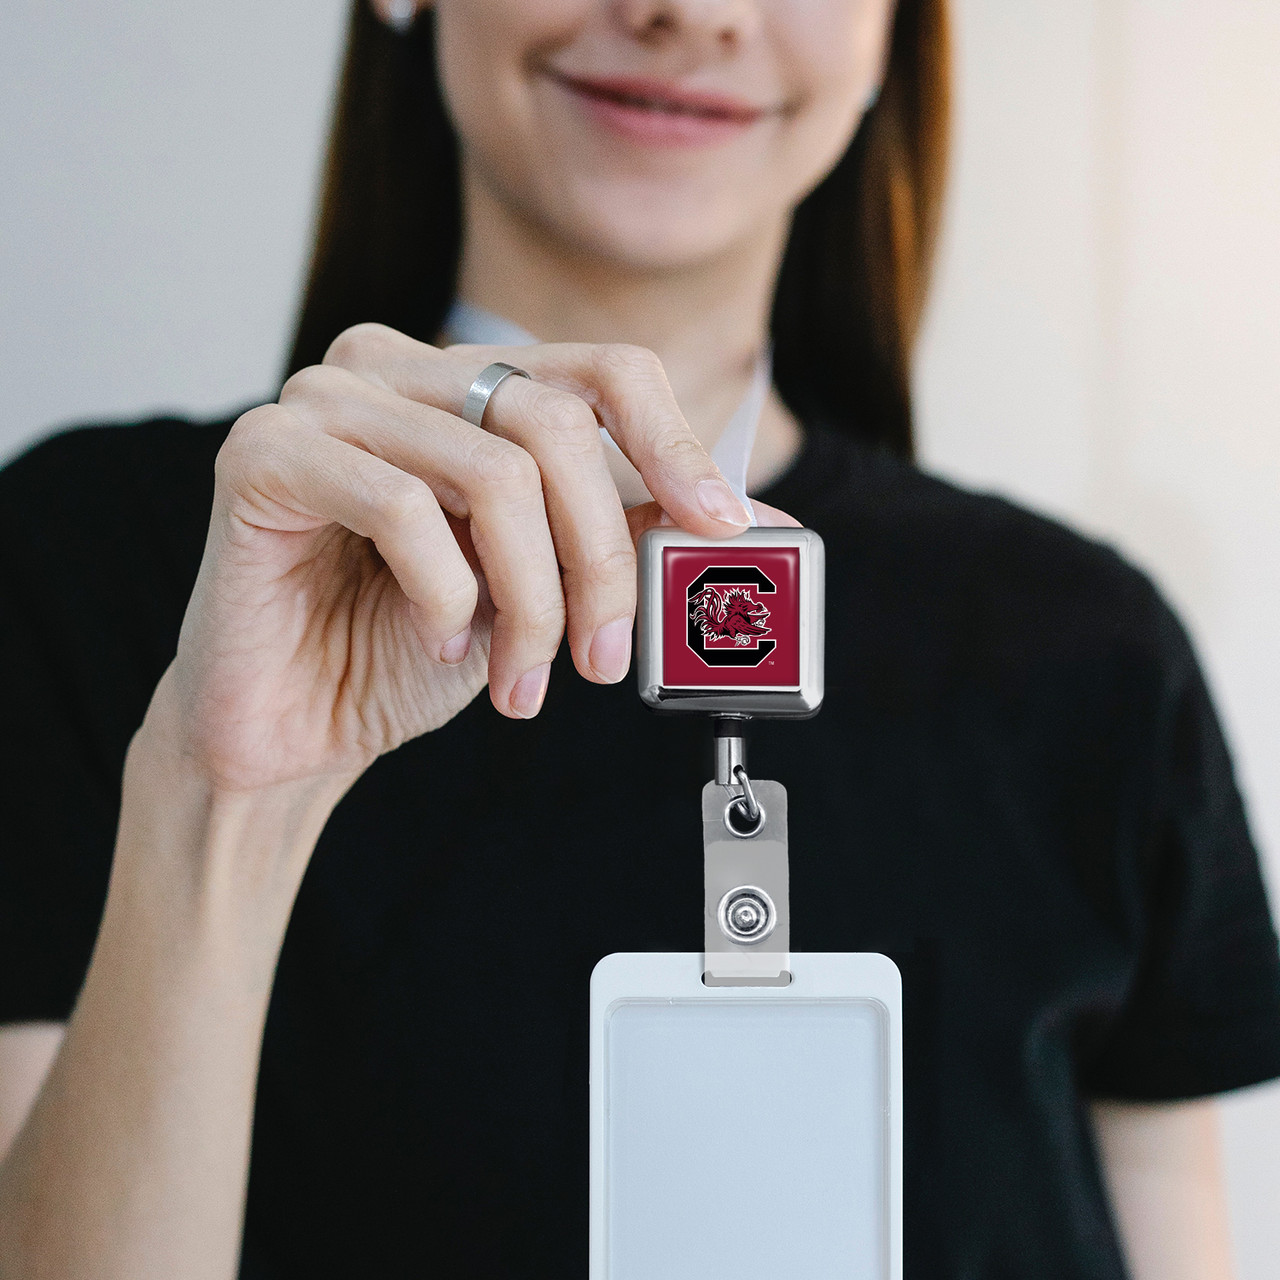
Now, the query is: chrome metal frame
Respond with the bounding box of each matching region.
[636,526,825,717]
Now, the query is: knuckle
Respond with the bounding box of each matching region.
[469,437,542,495]
[368,473,434,531]
[519,590,567,643]
[322,321,397,368]
[580,541,637,593]
[428,573,479,625]
[593,342,666,392]
[531,389,599,448]
[651,428,708,469]
[279,363,343,409]
[215,404,285,484]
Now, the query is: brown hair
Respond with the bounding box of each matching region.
[286,1,950,459]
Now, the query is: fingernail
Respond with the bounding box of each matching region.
[696,479,751,527]
[440,626,472,665]
[510,663,551,718]
[589,617,633,683]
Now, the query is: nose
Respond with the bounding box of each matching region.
[613,0,762,55]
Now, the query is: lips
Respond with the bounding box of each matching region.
[549,71,771,147]
[554,72,767,122]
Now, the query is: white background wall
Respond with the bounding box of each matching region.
[916,2,1280,1270]
[2,0,1277,1270]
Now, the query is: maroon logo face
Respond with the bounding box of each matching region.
[691,586,772,648]
[662,546,800,689]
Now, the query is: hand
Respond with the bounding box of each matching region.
[153,324,794,794]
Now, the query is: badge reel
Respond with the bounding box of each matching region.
[589,527,903,1280]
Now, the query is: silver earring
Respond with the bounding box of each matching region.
[385,0,416,33]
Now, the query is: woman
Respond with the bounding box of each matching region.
[0,0,1277,1276]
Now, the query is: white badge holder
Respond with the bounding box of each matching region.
[589,529,903,1278]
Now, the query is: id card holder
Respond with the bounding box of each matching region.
[590,952,902,1280]
[588,527,903,1279]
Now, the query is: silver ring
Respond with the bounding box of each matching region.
[724,798,766,839]
[461,361,531,428]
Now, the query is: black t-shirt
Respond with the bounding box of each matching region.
[2,410,1279,1279]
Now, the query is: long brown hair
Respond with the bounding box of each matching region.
[286,1,950,459]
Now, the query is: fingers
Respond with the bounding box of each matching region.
[324,323,754,537]
[215,405,478,665]
[458,440,563,717]
[276,368,565,717]
[464,377,637,685]
[625,497,802,543]
[529,341,756,535]
[322,332,641,686]
[298,324,779,710]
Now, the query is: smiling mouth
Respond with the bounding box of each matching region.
[580,87,743,120]
[552,73,766,124]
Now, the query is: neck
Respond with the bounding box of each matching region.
[444,162,802,498]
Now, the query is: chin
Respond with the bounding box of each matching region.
[573,219,732,271]
[545,183,765,271]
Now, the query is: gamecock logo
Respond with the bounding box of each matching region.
[685,566,777,667]
[691,586,771,647]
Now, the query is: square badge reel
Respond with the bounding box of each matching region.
[589,527,904,1280]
